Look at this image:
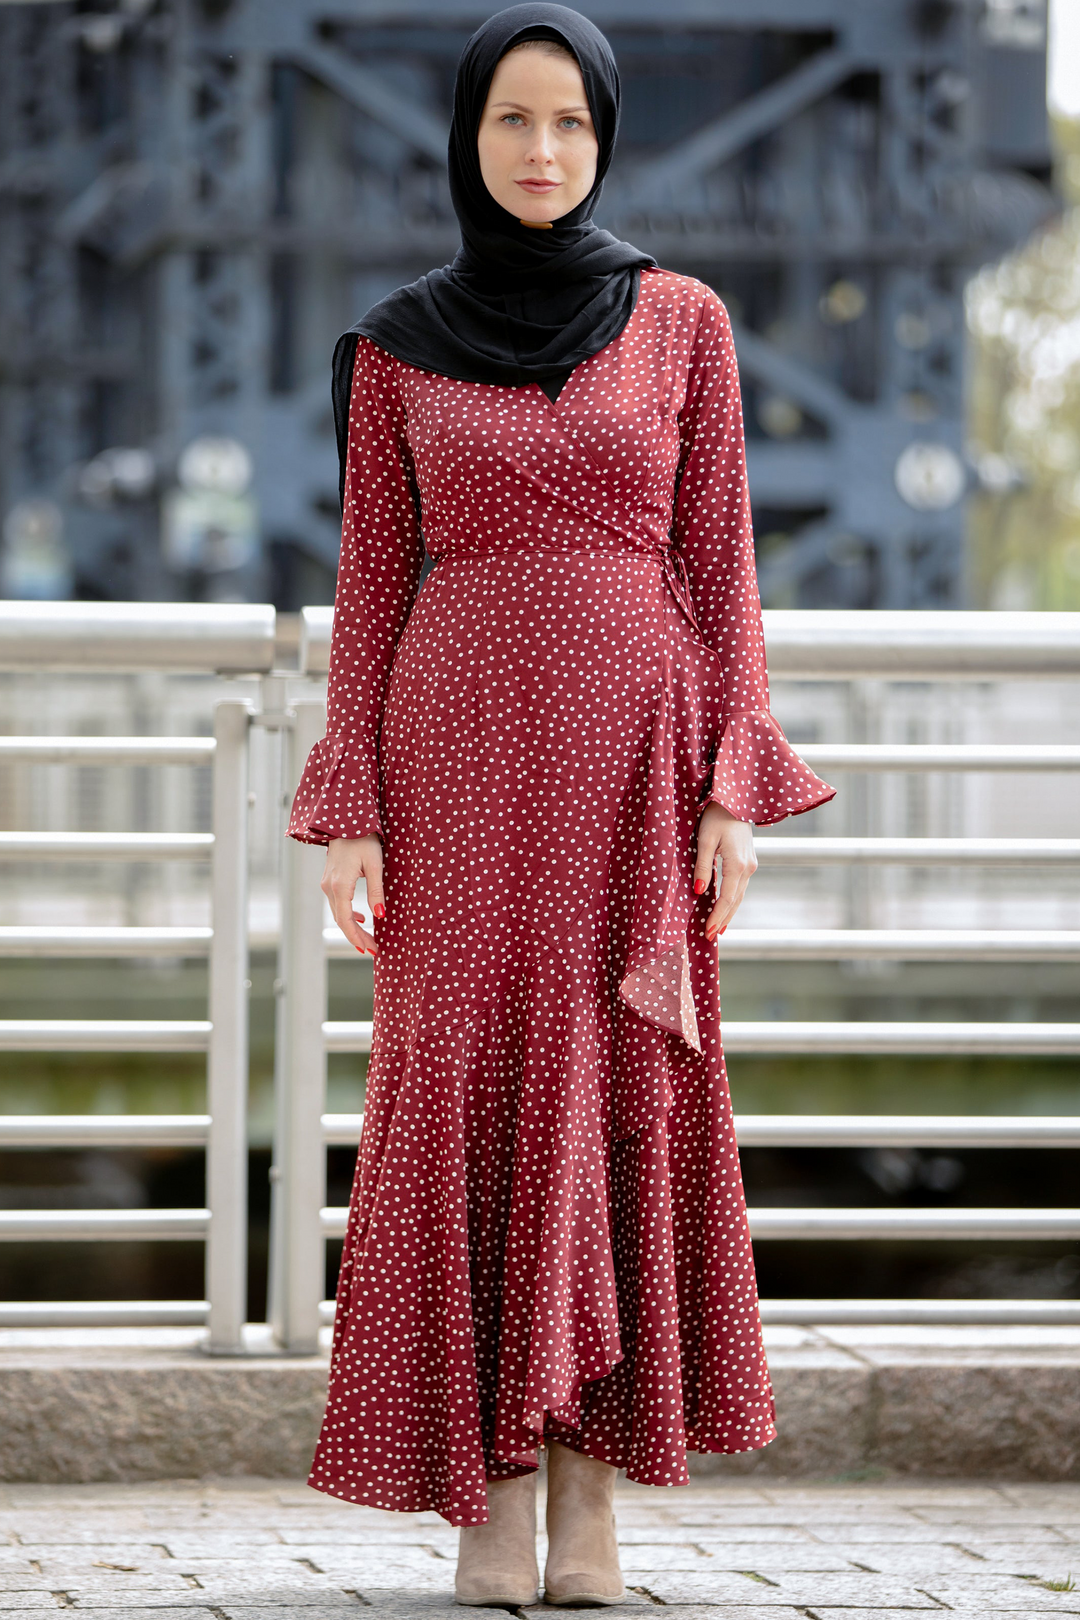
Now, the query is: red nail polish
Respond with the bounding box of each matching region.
[373,902,385,919]
[694,879,705,895]
[720,925,727,935]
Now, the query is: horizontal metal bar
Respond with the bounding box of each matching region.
[0,833,214,861]
[757,1299,1080,1326]
[321,1113,1080,1150]
[754,837,1080,865]
[718,930,1080,961]
[321,922,1080,962]
[0,1021,212,1052]
[734,1115,1080,1147]
[798,743,1080,771]
[0,602,275,673]
[0,737,216,766]
[0,1301,209,1327]
[321,1020,1080,1056]
[725,1022,1080,1054]
[0,1115,211,1147]
[323,1112,364,1144]
[318,1204,1080,1241]
[746,1208,1080,1239]
[300,608,1080,680]
[762,609,1080,678]
[312,1296,1080,1328]
[0,927,213,958]
[7,1112,1074,1156]
[323,1021,373,1053]
[0,1209,210,1241]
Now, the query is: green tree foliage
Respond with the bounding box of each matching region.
[967,115,1080,609]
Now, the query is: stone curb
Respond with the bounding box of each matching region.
[1,1326,1078,1483]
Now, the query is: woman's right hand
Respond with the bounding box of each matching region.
[322,836,384,956]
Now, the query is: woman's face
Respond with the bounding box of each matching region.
[477,47,599,225]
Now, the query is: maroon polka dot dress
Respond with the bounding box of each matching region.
[288,268,835,1526]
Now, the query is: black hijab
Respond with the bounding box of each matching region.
[331,3,655,507]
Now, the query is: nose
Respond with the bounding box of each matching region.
[524,126,556,165]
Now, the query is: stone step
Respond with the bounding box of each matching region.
[1,1324,1079,1484]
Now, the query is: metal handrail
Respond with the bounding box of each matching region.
[320,1020,1080,1055]
[0,833,214,860]
[798,743,1080,770]
[713,930,1080,961]
[320,1113,1080,1149]
[0,1210,210,1240]
[3,608,1078,1346]
[317,1204,1080,1240]
[756,1299,1080,1325]
[309,1298,1080,1328]
[298,605,1080,679]
[0,698,252,1353]
[11,1108,1077,1153]
[0,737,216,765]
[0,601,275,673]
[0,1116,211,1147]
[318,927,1080,961]
[0,1020,212,1051]
[752,837,1080,863]
[0,1301,210,1328]
[7,922,1077,963]
[747,1209,1080,1239]
[0,928,213,957]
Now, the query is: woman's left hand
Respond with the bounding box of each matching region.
[694,801,757,942]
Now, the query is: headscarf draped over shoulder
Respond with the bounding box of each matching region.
[331,2,655,507]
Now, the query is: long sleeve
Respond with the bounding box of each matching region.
[287,339,425,844]
[673,290,835,826]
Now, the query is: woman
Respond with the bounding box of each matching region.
[288,3,834,1606]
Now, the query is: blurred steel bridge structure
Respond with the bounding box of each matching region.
[0,0,1056,609]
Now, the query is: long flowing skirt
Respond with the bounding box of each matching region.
[308,548,777,1526]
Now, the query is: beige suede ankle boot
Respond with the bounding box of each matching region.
[455,1471,540,1607]
[543,1442,625,1607]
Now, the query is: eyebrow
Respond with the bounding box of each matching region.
[490,100,591,114]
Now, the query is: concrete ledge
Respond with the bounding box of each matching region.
[1,1325,1078,1484]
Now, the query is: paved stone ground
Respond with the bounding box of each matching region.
[0,1478,1078,1617]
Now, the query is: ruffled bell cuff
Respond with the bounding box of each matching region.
[286,733,383,845]
[701,709,835,827]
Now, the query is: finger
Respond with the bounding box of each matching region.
[706,862,752,938]
[693,822,721,896]
[363,850,386,921]
[324,867,373,956]
[331,893,374,955]
[705,873,741,936]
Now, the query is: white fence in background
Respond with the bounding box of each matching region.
[0,601,1079,1351]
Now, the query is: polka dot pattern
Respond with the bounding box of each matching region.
[288,269,836,1528]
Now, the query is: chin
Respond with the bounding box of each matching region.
[512,195,571,224]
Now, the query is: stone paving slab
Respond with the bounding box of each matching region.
[0,1479,1078,1613]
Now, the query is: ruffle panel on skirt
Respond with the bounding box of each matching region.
[312,899,627,1525]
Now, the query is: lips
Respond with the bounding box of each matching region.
[516,179,560,193]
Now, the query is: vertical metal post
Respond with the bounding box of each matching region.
[205,699,252,1353]
[269,698,328,1353]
